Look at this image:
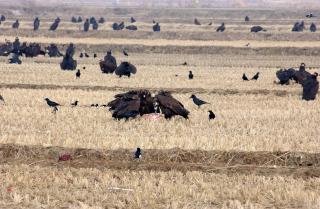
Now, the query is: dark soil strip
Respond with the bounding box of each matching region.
[0,144,319,178]
[0,83,299,97]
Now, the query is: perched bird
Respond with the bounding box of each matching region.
[45,98,60,108]
[71,100,78,107]
[188,71,194,79]
[0,95,4,103]
[208,110,215,120]
[93,53,97,58]
[76,69,81,79]
[134,148,142,159]
[123,50,129,56]
[251,72,260,80]
[242,73,249,81]
[79,52,83,58]
[190,94,209,107]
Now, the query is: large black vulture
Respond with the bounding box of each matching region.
[310,23,317,32]
[60,43,77,70]
[50,17,60,31]
[276,63,312,85]
[21,43,45,57]
[115,62,137,77]
[83,19,90,32]
[46,44,63,57]
[90,17,98,30]
[107,90,189,120]
[293,63,311,84]
[216,23,225,32]
[12,20,19,29]
[292,21,305,32]
[276,68,296,85]
[71,16,77,23]
[302,73,319,101]
[77,16,83,23]
[250,26,266,33]
[194,18,201,25]
[126,25,138,31]
[12,37,20,54]
[153,23,160,32]
[98,17,105,24]
[112,22,125,30]
[100,51,117,74]
[34,17,40,31]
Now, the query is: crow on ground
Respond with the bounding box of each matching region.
[190,94,209,107]
[189,71,193,79]
[123,50,129,56]
[242,73,249,81]
[208,110,215,120]
[76,69,81,79]
[71,101,78,107]
[251,72,260,80]
[45,98,60,108]
[135,147,142,159]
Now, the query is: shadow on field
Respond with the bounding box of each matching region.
[1,143,319,178]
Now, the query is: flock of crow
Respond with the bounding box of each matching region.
[0,14,319,123]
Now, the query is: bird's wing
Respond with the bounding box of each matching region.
[128,63,137,74]
[156,94,189,118]
[112,99,141,119]
[302,78,319,100]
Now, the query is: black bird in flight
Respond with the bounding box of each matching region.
[71,101,78,107]
[208,110,215,120]
[0,95,4,103]
[251,72,260,80]
[135,147,142,159]
[189,71,194,79]
[242,73,249,81]
[190,94,209,107]
[45,98,60,108]
[76,69,81,79]
[123,50,129,56]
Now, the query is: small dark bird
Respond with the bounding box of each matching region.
[91,104,99,107]
[134,147,142,159]
[251,72,260,80]
[83,67,86,70]
[245,43,250,47]
[79,53,83,58]
[93,53,97,58]
[76,69,81,79]
[208,110,215,120]
[188,71,193,79]
[182,62,188,66]
[84,53,89,58]
[45,98,60,108]
[123,50,129,56]
[0,95,4,103]
[242,73,249,81]
[190,94,209,107]
[71,100,78,107]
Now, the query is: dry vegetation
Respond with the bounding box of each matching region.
[0,6,320,209]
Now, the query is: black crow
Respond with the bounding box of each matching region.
[182,62,188,66]
[135,147,142,159]
[71,100,78,107]
[76,69,81,79]
[84,53,89,58]
[45,98,60,108]
[93,53,97,58]
[0,95,4,103]
[189,71,193,79]
[123,50,129,56]
[242,73,249,81]
[208,110,215,120]
[190,94,209,107]
[216,22,225,32]
[251,72,260,80]
[79,53,83,58]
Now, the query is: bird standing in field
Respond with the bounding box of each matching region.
[208,110,215,120]
[45,98,60,108]
[71,100,78,107]
[251,72,260,80]
[0,95,4,103]
[190,94,209,108]
[76,69,81,79]
[123,50,129,56]
[93,53,97,58]
[84,53,89,58]
[188,71,193,80]
[242,73,249,81]
[135,147,142,159]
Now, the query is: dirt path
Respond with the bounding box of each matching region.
[1,144,319,178]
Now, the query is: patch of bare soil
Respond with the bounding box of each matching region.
[0,144,319,178]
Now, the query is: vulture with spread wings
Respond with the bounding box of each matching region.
[107,90,189,120]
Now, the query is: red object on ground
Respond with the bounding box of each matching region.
[58,154,72,161]
[6,186,12,193]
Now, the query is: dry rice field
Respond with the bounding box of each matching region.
[0,6,320,208]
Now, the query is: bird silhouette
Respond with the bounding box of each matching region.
[190,95,209,107]
[123,50,129,56]
[208,110,215,120]
[76,70,81,79]
[84,53,89,58]
[93,53,97,58]
[189,71,193,79]
[79,52,83,58]
[83,67,86,70]
[71,100,78,107]
[0,95,4,103]
[45,98,60,108]
[135,147,142,159]
[242,73,249,81]
[245,43,250,47]
[251,72,260,80]
[182,62,188,66]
